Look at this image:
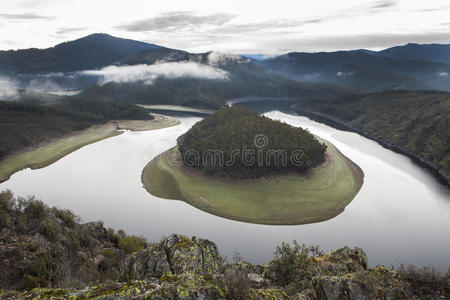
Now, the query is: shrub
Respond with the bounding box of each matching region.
[20,252,64,289]
[117,229,126,239]
[0,190,15,211]
[78,226,94,248]
[38,219,61,240]
[0,190,15,228]
[66,230,81,251]
[268,240,313,294]
[398,264,448,297]
[0,209,10,228]
[24,199,47,220]
[106,227,120,246]
[52,208,78,228]
[99,249,118,272]
[118,235,147,254]
[224,269,252,300]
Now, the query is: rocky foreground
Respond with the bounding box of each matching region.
[0,190,449,299]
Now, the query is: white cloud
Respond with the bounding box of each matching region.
[336,71,354,77]
[208,51,243,66]
[82,62,229,85]
[0,76,19,100]
[438,72,448,77]
[26,78,62,92]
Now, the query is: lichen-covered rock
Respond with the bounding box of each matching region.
[165,235,221,275]
[152,273,225,299]
[119,244,171,280]
[249,288,289,300]
[6,280,163,299]
[247,273,269,289]
[313,266,415,300]
[119,234,221,281]
[221,260,269,281]
[312,247,368,277]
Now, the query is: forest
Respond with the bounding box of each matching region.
[294,90,450,179]
[0,98,152,160]
[178,106,327,177]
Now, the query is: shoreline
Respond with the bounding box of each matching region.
[142,141,364,225]
[293,107,450,186]
[0,114,179,183]
[139,104,216,115]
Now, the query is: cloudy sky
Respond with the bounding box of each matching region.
[1,0,449,54]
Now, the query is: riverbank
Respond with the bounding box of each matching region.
[293,107,450,186]
[142,138,363,225]
[139,104,216,115]
[0,114,179,183]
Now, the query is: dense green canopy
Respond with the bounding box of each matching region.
[178,106,326,177]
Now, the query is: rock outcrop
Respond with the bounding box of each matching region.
[119,234,221,280]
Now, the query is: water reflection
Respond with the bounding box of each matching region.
[0,108,449,270]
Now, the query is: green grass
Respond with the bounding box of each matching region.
[142,139,364,225]
[139,105,216,115]
[0,115,179,183]
[115,114,180,131]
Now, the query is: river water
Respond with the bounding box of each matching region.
[1,106,449,270]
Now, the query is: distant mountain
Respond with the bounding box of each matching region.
[0,33,161,74]
[375,43,450,64]
[117,47,197,65]
[260,50,450,91]
[241,54,272,61]
[82,49,357,109]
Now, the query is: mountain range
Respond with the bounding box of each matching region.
[1,34,449,93]
[260,48,450,91]
[374,43,450,64]
[0,34,450,107]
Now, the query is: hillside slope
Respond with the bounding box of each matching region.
[261,51,450,91]
[0,34,161,74]
[0,98,151,161]
[375,43,450,64]
[293,90,450,182]
[82,50,358,108]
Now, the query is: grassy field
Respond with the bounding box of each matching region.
[142,139,364,225]
[115,114,180,131]
[139,105,216,115]
[0,115,179,183]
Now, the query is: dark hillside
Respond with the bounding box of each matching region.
[294,90,450,181]
[0,34,161,74]
[0,99,151,160]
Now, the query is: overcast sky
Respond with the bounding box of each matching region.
[1,0,449,54]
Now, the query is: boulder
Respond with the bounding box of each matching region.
[120,234,221,280]
[313,266,415,300]
[312,247,368,276]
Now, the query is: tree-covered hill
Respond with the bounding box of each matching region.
[0,33,161,74]
[0,98,151,160]
[293,90,450,181]
[82,51,358,109]
[261,50,450,91]
[179,106,327,177]
[375,43,450,64]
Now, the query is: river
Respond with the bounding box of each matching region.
[1,105,449,270]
